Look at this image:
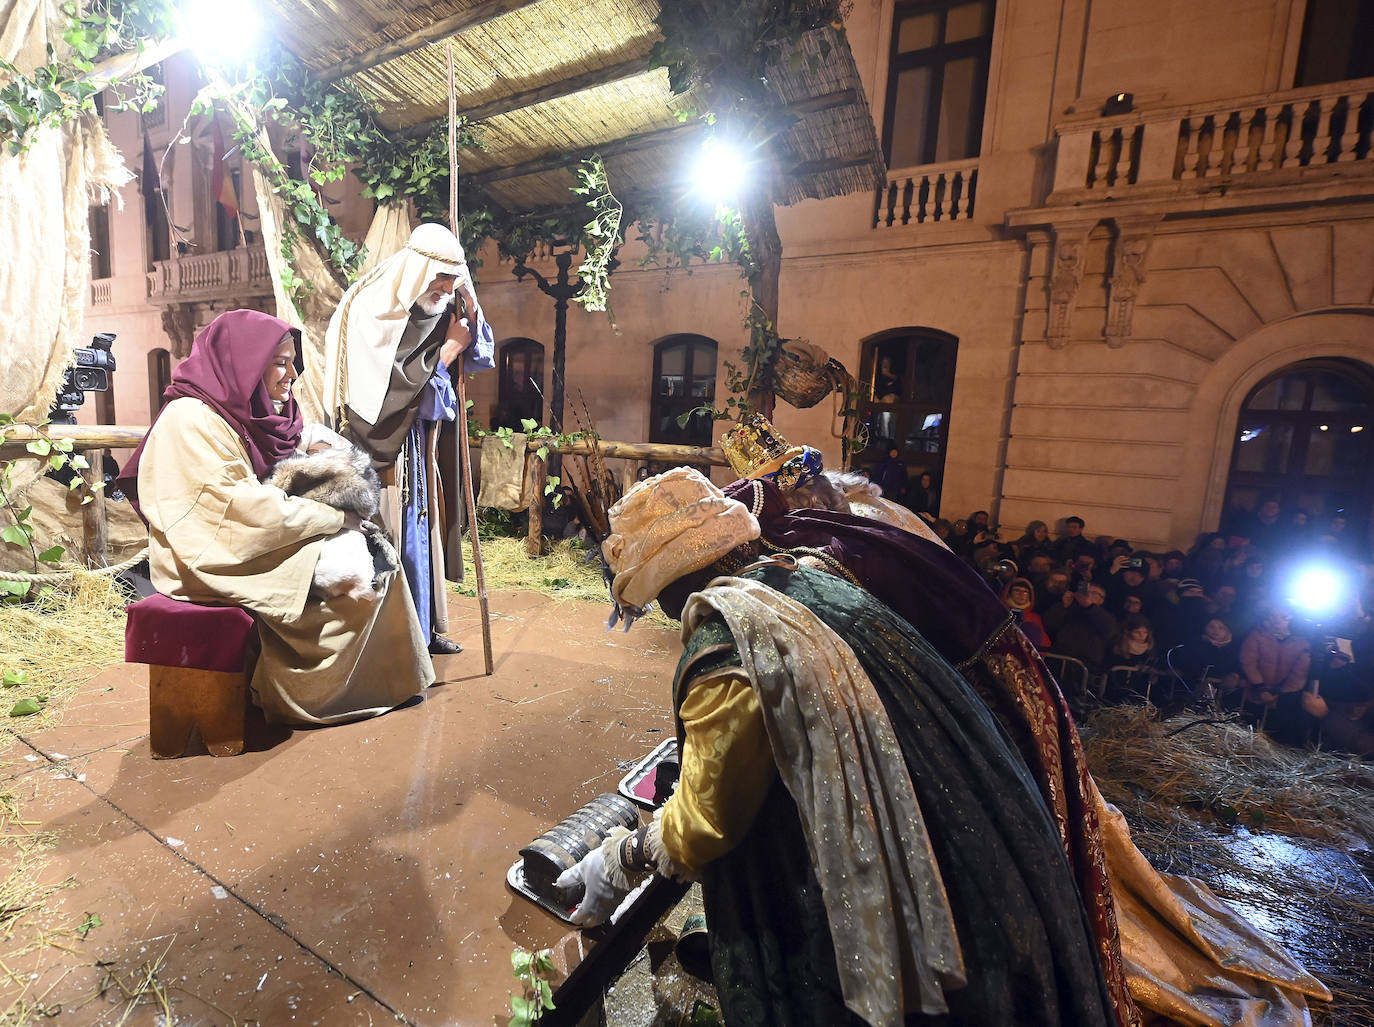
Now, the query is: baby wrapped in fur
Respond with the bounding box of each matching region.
[266,440,400,601]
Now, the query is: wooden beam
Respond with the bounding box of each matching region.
[0,424,729,466]
[0,426,147,456]
[398,55,652,138]
[318,0,543,84]
[471,120,702,185]
[86,36,185,90]
[786,154,885,178]
[468,90,865,187]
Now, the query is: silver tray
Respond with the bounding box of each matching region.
[507,858,656,926]
[507,858,580,923]
[617,737,679,810]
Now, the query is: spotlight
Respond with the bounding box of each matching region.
[1285,563,1349,619]
[181,0,260,66]
[692,139,750,204]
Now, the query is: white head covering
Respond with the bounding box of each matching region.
[322,223,473,426]
[602,467,760,611]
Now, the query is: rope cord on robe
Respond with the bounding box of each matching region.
[0,545,149,582]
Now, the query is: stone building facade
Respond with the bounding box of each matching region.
[81,0,1374,551]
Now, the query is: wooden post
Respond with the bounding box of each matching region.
[525,450,546,557]
[449,43,495,675]
[79,452,108,568]
[741,187,782,419]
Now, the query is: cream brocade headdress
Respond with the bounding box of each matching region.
[602,467,760,611]
[322,223,472,428]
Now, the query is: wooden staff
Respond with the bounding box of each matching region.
[448,42,494,675]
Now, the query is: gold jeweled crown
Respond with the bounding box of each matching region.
[721,414,805,481]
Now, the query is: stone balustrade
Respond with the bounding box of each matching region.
[90,278,113,306]
[874,158,979,227]
[1052,77,1374,200]
[145,244,273,302]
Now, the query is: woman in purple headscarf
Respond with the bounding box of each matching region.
[119,309,433,725]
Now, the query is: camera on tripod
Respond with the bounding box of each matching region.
[50,332,116,424]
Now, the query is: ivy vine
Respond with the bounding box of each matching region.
[0,415,94,600]
[570,155,622,315]
[0,0,175,154]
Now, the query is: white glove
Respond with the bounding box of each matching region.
[556,833,634,927]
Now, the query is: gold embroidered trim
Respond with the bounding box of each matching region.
[759,539,860,587]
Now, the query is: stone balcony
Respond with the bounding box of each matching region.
[1020,76,1374,224]
[873,157,980,228]
[145,244,274,305]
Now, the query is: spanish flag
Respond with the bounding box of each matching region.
[211,121,239,217]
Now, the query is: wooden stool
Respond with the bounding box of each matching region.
[125,594,257,759]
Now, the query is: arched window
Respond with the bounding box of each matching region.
[147,348,172,414]
[1224,358,1374,545]
[856,329,958,513]
[494,338,544,429]
[650,335,717,448]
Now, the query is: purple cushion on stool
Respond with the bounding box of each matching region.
[125,593,256,673]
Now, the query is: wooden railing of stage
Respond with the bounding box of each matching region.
[0,426,729,567]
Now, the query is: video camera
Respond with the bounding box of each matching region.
[50,332,116,424]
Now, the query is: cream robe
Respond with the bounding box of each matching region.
[139,398,434,725]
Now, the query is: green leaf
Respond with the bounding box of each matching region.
[535,446,548,461]
[37,545,64,564]
[25,437,50,456]
[9,697,45,716]
[2,669,29,686]
[520,418,538,433]
[536,976,554,1009]
[0,580,30,597]
[510,949,533,976]
[52,437,74,452]
[77,911,102,937]
[533,949,554,975]
[508,993,534,1024]
[1,524,29,546]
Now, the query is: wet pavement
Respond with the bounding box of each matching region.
[2,590,683,1025]
[6,588,1372,1025]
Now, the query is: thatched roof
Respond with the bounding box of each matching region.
[262,0,885,213]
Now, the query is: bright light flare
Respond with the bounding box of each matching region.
[692,140,749,204]
[182,0,260,65]
[1285,564,1347,618]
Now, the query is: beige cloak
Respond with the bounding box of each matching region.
[138,397,434,725]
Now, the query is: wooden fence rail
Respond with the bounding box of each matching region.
[1,425,730,568]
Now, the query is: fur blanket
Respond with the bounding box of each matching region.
[266,446,400,601]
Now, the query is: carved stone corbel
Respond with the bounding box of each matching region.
[1104,218,1159,348]
[1047,224,1091,347]
[161,303,197,360]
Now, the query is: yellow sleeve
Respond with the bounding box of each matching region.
[141,398,345,617]
[658,668,777,875]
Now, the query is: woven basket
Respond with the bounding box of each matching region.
[774,339,835,409]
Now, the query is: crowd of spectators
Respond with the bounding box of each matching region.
[921,501,1374,758]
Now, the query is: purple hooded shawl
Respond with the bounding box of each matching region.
[117,309,303,515]
[723,476,1009,666]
